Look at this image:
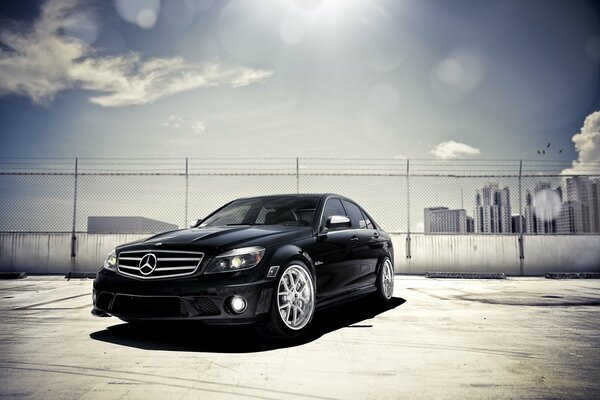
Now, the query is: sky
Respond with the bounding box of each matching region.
[0,0,599,168]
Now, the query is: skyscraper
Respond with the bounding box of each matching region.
[466,216,474,233]
[524,191,536,233]
[590,178,600,233]
[565,176,593,232]
[474,183,511,233]
[557,201,585,233]
[511,215,525,234]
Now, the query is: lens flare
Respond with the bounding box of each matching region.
[532,189,561,222]
[115,0,161,29]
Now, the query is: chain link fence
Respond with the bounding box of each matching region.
[0,158,599,235]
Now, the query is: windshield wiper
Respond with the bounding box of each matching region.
[226,223,265,226]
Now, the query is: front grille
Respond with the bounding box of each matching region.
[111,295,188,318]
[117,249,204,279]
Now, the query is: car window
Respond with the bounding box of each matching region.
[342,199,367,229]
[360,208,375,229]
[321,198,347,227]
[201,197,318,227]
[255,207,276,224]
[201,205,252,226]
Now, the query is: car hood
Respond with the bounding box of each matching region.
[130,225,312,251]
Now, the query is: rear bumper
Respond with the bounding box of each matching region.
[92,269,274,324]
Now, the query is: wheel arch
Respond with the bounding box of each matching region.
[267,244,316,281]
[375,249,394,276]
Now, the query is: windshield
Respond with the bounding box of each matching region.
[200,197,319,227]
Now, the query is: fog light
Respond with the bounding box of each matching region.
[229,295,247,314]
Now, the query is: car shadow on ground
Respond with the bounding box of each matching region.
[89,296,406,353]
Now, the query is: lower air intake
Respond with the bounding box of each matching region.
[111,295,188,318]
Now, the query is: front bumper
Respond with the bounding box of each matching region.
[92,269,274,325]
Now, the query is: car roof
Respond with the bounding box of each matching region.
[235,193,345,201]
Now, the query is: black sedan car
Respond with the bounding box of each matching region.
[93,194,394,337]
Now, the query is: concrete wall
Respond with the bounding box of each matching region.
[520,235,600,272]
[391,234,600,275]
[1,232,599,275]
[0,233,147,274]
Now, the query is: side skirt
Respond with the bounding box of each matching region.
[315,285,376,310]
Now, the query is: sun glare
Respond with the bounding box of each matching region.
[293,0,372,22]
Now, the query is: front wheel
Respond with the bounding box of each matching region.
[259,261,315,338]
[374,256,394,302]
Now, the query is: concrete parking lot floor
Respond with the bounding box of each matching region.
[0,276,599,399]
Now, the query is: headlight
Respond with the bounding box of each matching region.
[204,246,265,274]
[103,248,117,271]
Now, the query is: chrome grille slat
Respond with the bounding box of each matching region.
[117,249,204,280]
[121,250,204,254]
[118,265,139,271]
[155,266,197,271]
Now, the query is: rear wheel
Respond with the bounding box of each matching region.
[259,261,315,338]
[374,257,394,302]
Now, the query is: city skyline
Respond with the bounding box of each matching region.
[424,177,600,234]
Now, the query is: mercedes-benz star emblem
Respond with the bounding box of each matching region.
[139,253,157,276]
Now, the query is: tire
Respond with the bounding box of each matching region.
[374,256,394,302]
[259,261,316,338]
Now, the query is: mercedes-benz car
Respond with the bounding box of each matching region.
[92,194,395,337]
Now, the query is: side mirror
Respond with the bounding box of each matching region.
[189,218,203,228]
[325,215,351,231]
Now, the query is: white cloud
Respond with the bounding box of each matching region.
[0,0,273,107]
[562,110,600,174]
[429,140,481,160]
[162,116,206,136]
[190,120,206,135]
[162,115,184,128]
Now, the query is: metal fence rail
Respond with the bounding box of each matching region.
[1,158,599,239]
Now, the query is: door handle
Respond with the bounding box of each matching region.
[350,236,359,243]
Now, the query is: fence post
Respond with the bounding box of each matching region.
[406,159,411,259]
[70,157,78,258]
[518,160,525,273]
[296,157,300,194]
[185,157,189,228]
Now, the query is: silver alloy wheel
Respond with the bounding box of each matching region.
[277,265,315,330]
[382,258,394,299]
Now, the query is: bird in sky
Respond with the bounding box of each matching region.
[537,142,564,156]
